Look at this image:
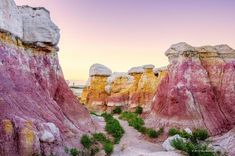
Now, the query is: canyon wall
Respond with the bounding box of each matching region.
[146,42,235,135]
[0,1,95,156]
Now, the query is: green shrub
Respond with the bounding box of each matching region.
[69,148,79,156]
[104,142,114,155]
[119,111,138,121]
[81,135,92,149]
[171,138,214,156]
[171,138,188,152]
[112,106,122,114]
[135,106,143,114]
[192,129,209,141]
[93,133,110,144]
[128,117,144,128]
[102,113,124,144]
[168,128,191,139]
[147,128,158,138]
[168,128,181,136]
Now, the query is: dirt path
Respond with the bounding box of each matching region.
[111,117,183,156]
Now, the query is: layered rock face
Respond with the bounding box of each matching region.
[146,42,235,135]
[105,72,134,112]
[134,65,159,110]
[0,1,95,155]
[84,64,112,113]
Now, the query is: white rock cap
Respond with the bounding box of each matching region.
[165,42,195,56]
[107,72,133,85]
[0,0,60,46]
[143,64,155,69]
[89,63,112,77]
[18,6,60,45]
[128,66,144,74]
[0,0,23,38]
[153,66,167,74]
[214,44,235,54]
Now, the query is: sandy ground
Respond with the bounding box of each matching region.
[111,117,183,156]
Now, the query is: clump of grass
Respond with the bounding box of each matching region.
[170,129,215,156]
[171,138,214,156]
[192,129,209,141]
[119,111,163,138]
[168,128,191,139]
[92,133,113,155]
[69,148,79,156]
[102,113,125,144]
[112,106,122,114]
[103,142,114,155]
[135,106,143,115]
[80,135,92,149]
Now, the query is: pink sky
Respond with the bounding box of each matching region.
[15,0,235,83]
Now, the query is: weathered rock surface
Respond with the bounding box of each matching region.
[84,63,112,113]
[211,127,235,156]
[105,72,134,111]
[18,6,60,45]
[146,42,235,136]
[0,1,95,155]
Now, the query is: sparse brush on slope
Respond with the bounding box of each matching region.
[119,111,164,138]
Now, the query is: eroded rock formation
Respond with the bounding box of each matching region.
[106,72,134,112]
[146,42,235,135]
[0,0,95,155]
[81,64,167,112]
[84,63,112,113]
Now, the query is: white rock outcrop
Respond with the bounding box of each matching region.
[0,0,23,38]
[89,63,112,77]
[0,0,59,45]
[128,66,144,74]
[18,6,60,45]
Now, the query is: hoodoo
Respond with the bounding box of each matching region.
[0,0,95,155]
[146,42,235,135]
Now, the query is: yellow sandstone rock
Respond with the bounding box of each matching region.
[83,64,112,113]
[105,72,134,112]
[136,65,158,110]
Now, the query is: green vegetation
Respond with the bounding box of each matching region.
[69,148,79,156]
[112,106,122,114]
[170,128,216,156]
[135,106,143,114]
[103,142,114,155]
[92,133,113,155]
[168,128,209,141]
[171,138,214,156]
[119,111,163,138]
[80,135,92,149]
[192,129,209,141]
[102,113,125,144]
[168,128,191,139]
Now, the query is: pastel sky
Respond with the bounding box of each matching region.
[15,0,235,84]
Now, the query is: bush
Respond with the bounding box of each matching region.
[104,142,114,155]
[102,113,125,144]
[119,111,138,121]
[168,128,181,136]
[192,129,209,141]
[81,135,92,149]
[171,138,214,156]
[69,148,79,156]
[93,133,110,144]
[112,106,122,114]
[135,106,143,114]
[168,128,191,139]
[147,128,158,138]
